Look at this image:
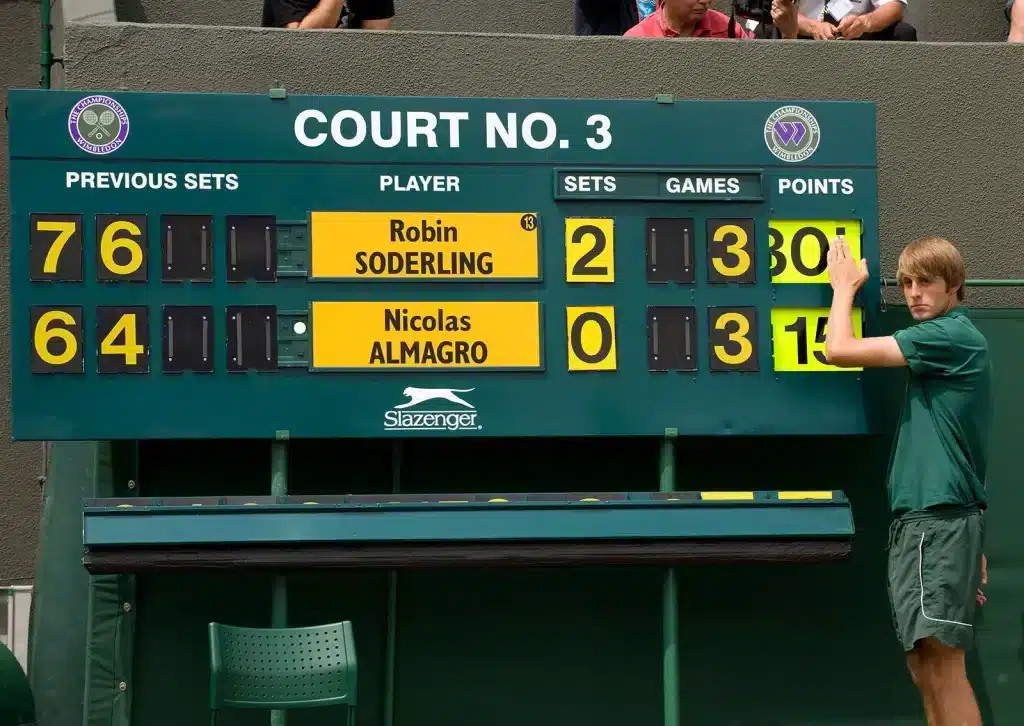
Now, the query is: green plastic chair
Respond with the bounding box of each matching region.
[208,621,357,726]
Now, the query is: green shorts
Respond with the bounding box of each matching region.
[886,506,984,652]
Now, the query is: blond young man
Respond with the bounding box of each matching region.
[824,236,991,726]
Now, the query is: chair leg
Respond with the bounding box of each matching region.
[347,706,356,726]
[209,710,216,726]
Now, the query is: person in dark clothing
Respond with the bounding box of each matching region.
[575,0,645,35]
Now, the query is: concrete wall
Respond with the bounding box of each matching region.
[0,0,51,586]
[111,0,1012,42]
[61,22,1024,308]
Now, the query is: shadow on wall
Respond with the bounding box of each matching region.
[114,0,147,22]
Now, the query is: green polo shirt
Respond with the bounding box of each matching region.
[886,307,992,516]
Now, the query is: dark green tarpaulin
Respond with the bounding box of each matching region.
[0,640,35,726]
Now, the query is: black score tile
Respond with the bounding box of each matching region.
[226,306,278,372]
[162,305,214,373]
[161,215,213,282]
[226,215,277,282]
[646,218,695,284]
[29,214,83,282]
[647,306,697,372]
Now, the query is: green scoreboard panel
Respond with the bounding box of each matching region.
[7,90,879,440]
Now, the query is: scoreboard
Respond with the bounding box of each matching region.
[7,90,879,440]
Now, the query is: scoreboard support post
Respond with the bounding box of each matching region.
[270,439,289,726]
[660,435,680,726]
[384,442,403,726]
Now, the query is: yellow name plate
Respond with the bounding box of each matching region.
[309,211,541,280]
[770,307,864,372]
[311,301,544,370]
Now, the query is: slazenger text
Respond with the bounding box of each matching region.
[384,410,479,431]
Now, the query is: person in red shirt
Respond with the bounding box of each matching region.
[625,0,797,38]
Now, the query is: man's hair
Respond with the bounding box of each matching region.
[896,236,966,302]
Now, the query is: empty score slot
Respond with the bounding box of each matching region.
[162,305,214,372]
[161,215,213,282]
[647,306,697,372]
[225,215,277,282]
[646,218,695,284]
[226,305,278,372]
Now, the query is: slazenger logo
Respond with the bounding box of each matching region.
[383,387,482,432]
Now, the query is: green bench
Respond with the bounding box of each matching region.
[89,489,853,726]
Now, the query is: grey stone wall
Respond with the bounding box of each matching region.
[62,22,1024,307]
[0,0,51,585]
[111,0,1012,42]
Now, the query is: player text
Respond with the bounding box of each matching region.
[380,175,461,192]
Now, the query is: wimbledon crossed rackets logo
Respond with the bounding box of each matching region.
[68,95,130,155]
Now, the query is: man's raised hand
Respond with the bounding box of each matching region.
[827,236,869,294]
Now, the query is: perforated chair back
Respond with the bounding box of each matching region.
[208,620,358,713]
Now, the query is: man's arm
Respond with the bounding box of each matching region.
[823,237,907,369]
[770,0,799,39]
[1010,0,1024,41]
[862,0,904,31]
[824,287,907,368]
[297,0,344,28]
[798,12,837,39]
[837,1,903,38]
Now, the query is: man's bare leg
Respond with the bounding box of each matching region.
[920,637,982,726]
[907,648,940,726]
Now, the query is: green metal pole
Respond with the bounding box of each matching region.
[383,442,402,726]
[883,279,1024,287]
[270,439,289,726]
[39,0,52,89]
[660,436,680,726]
